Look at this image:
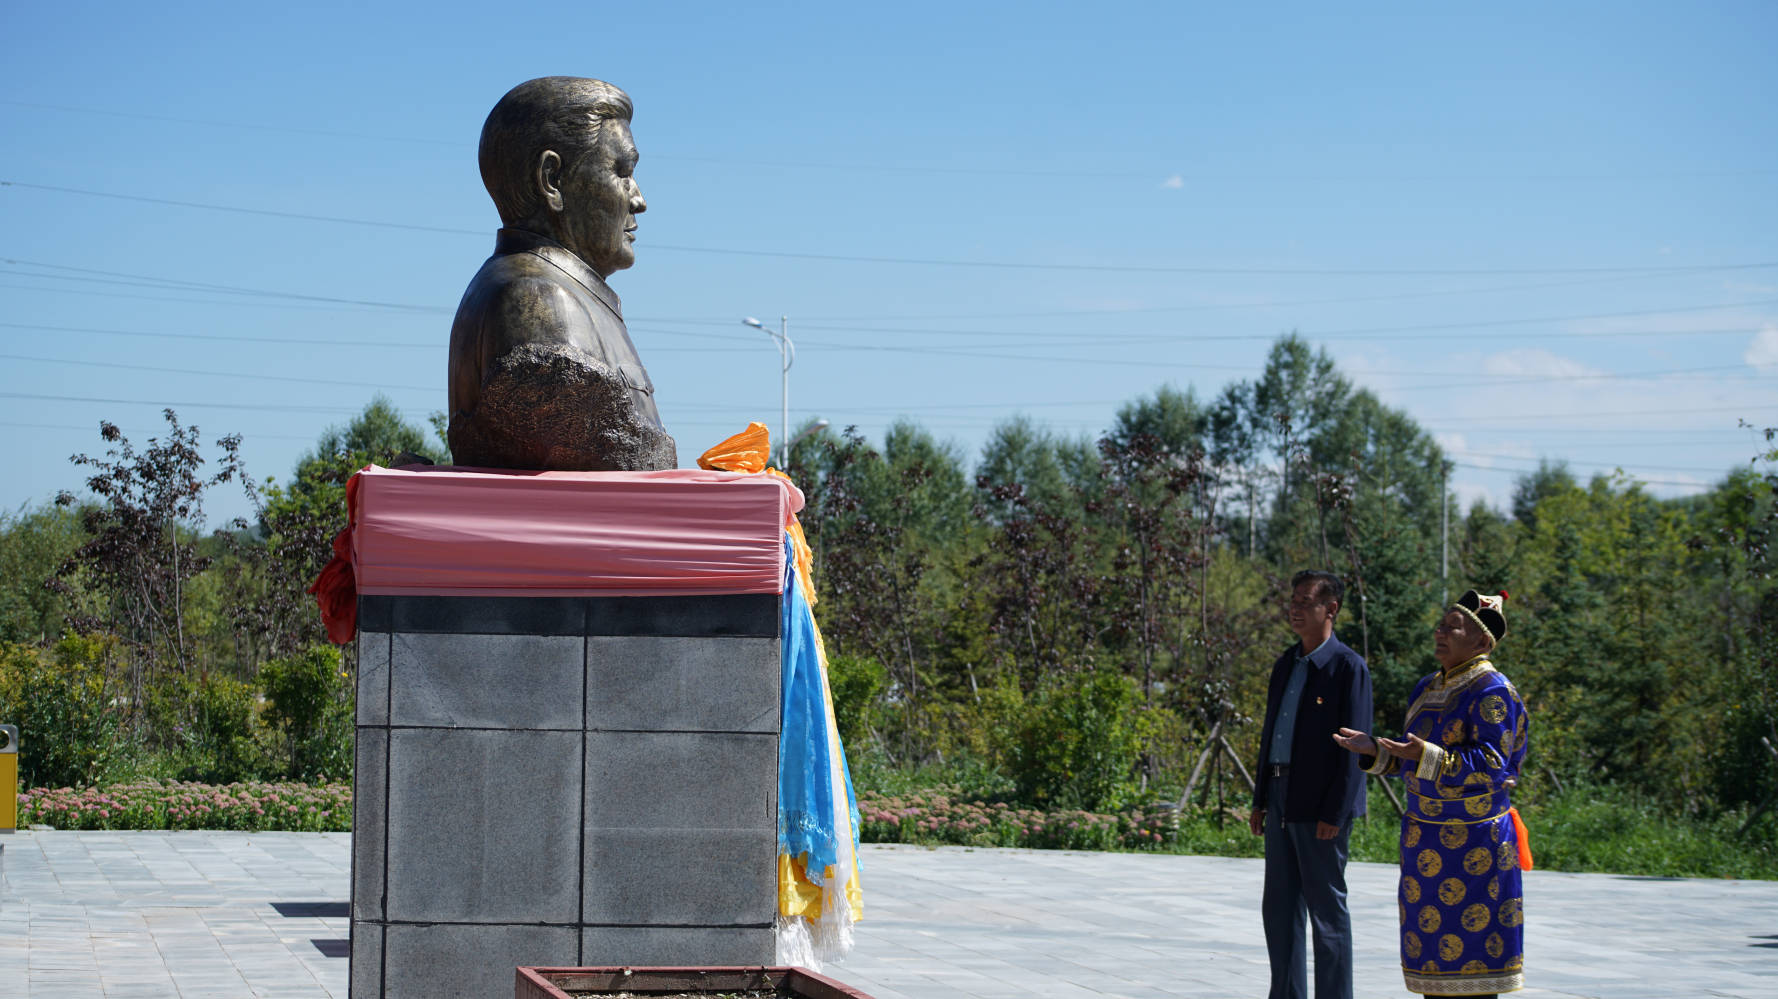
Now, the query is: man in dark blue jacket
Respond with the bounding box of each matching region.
[1248,570,1373,999]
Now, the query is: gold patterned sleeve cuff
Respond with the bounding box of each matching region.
[1364,747,1393,775]
[1416,742,1446,781]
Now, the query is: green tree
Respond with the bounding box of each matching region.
[797,424,974,763]
[224,397,445,665]
[1511,472,1695,796]
[975,416,1077,523]
[52,411,246,716]
[0,504,88,644]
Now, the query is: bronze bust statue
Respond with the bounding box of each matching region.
[447,77,678,471]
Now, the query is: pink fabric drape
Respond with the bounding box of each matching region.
[342,463,802,598]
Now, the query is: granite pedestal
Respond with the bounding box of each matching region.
[350,593,780,999]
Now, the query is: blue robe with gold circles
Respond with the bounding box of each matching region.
[1372,658,1528,995]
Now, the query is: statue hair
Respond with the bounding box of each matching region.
[479,77,633,227]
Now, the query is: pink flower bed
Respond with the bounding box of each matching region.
[857,789,1177,851]
[15,782,1172,850]
[16,780,351,832]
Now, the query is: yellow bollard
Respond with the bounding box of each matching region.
[0,724,16,833]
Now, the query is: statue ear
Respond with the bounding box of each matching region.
[535,150,565,212]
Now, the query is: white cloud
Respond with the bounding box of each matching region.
[1481,348,1602,380]
[1160,175,1184,189]
[1641,472,1712,500]
[1745,325,1778,372]
[1450,478,1497,512]
[1434,431,1469,457]
[1321,341,1762,513]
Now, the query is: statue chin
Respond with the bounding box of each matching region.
[447,343,677,472]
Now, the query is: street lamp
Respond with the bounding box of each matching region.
[742,315,793,463]
[783,418,830,464]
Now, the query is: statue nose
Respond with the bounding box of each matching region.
[631,188,647,215]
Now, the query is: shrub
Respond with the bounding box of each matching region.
[259,644,354,780]
[1011,669,1144,811]
[826,652,886,755]
[0,635,132,788]
[856,787,1177,851]
[145,671,264,783]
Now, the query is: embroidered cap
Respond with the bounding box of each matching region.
[1452,589,1508,644]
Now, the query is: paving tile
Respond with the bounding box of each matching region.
[4,831,1776,999]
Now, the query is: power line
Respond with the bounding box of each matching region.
[1447,461,1710,489]
[4,319,1770,398]
[1434,404,1769,422]
[1,258,448,312]
[0,353,437,391]
[784,297,1778,342]
[8,102,1777,184]
[0,320,759,353]
[0,420,315,442]
[0,100,460,147]
[0,379,763,416]
[1388,364,1765,392]
[0,391,383,414]
[1422,426,1753,436]
[1446,448,1734,475]
[8,270,1768,347]
[789,273,1746,322]
[735,336,1776,382]
[10,180,1778,277]
[650,243,1778,277]
[2,181,484,236]
[0,321,438,349]
[0,280,428,313]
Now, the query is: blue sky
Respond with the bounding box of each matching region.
[3,1,1774,527]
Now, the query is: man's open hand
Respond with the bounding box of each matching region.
[1332,727,1376,755]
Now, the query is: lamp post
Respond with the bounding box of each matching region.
[783,418,830,466]
[742,315,793,463]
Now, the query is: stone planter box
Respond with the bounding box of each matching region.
[515,966,876,999]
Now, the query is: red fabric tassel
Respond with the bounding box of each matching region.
[1509,806,1534,871]
[306,468,367,645]
[308,525,357,644]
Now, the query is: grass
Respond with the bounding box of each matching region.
[1168,783,1778,880]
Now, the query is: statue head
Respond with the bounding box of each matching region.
[479,77,647,278]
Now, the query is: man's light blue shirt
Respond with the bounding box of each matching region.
[1269,635,1331,766]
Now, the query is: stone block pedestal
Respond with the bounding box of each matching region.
[350,593,780,999]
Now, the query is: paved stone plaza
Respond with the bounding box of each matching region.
[1,830,1773,998]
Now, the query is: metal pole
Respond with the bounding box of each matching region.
[779,316,790,466]
[743,316,796,464]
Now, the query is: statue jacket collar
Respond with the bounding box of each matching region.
[493,228,624,321]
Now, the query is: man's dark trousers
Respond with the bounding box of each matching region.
[1262,774,1352,999]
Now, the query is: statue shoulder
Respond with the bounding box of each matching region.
[458,253,590,345]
